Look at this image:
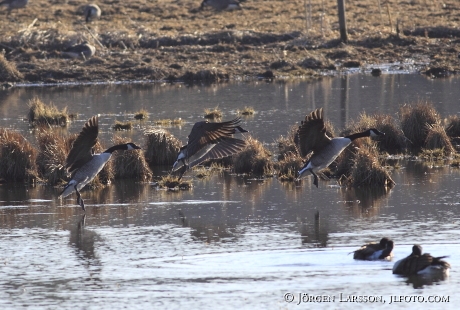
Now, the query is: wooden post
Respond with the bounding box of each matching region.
[337,0,348,43]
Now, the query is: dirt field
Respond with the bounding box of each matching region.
[1,0,459,85]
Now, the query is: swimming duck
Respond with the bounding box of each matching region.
[200,0,241,11]
[59,115,141,211]
[84,4,101,23]
[172,118,248,179]
[352,237,394,260]
[296,108,384,187]
[392,244,450,276]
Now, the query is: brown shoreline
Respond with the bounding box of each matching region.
[1,0,459,85]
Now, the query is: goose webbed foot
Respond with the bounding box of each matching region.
[310,169,319,188]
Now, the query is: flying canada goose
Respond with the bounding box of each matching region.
[392,244,450,276]
[61,42,96,60]
[172,118,248,179]
[296,108,384,187]
[352,237,394,260]
[84,4,101,23]
[200,0,241,11]
[0,0,28,15]
[59,115,141,211]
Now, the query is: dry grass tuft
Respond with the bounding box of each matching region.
[144,128,181,166]
[0,52,23,82]
[0,128,38,183]
[134,109,148,120]
[276,152,303,181]
[204,107,223,120]
[89,141,114,189]
[233,137,274,176]
[277,125,299,161]
[424,123,454,155]
[347,145,395,188]
[112,136,152,181]
[238,106,255,116]
[445,115,460,138]
[343,112,406,154]
[400,102,440,151]
[157,175,193,190]
[112,120,133,131]
[153,118,184,126]
[36,130,69,185]
[28,97,69,127]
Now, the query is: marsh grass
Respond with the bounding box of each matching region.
[277,125,299,160]
[445,115,460,138]
[204,107,223,120]
[0,128,38,183]
[157,175,193,190]
[153,118,184,126]
[112,120,133,131]
[424,123,454,155]
[28,97,70,127]
[276,152,303,181]
[112,136,152,181]
[342,112,406,154]
[400,102,440,151]
[0,52,23,82]
[144,128,181,166]
[420,148,447,161]
[134,109,148,120]
[238,106,255,116]
[233,137,274,176]
[36,130,69,185]
[347,145,395,188]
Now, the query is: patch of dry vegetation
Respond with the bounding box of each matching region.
[204,107,222,120]
[276,152,303,181]
[238,107,255,116]
[144,128,181,166]
[400,102,440,151]
[277,125,299,161]
[134,109,148,120]
[112,137,152,181]
[0,128,38,183]
[36,130,69,185]
[157,175,193,190]
[112,120,133,131]
[424,123,454,155]
[445,115,460,138]
[0,52,23,82]
[28,97,70,127]
[233,137,274,176]
[153,118,184,126]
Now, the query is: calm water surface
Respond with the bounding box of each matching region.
[1,75,460,309]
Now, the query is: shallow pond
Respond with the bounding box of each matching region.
[1,74,460,309]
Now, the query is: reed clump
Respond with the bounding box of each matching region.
[343,112,406,154]
[134,109,148,120]
[112,121,133,131]
[112,137,152,181]
[157,175,193,190]
[0,128,38,183]
[36,130,69,185]
[400,102,440,151]
[233,137,274,176]
[346,144,395,188]
[424,123,454,155]
[153,118,184,126]
[144,128,181,166]
[204,107,223,120]
[277,125,299,161]
[239,106,255,116]
[0,52,23,82]
[276,152,303,181]
[28,97,70,127]
[445,115,460,138]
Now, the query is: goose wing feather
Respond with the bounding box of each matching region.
[186,118,243,157]
[66,116,99,174]
[188,137,247,168]
[297,108,331,157]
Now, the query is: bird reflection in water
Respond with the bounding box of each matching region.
[300,211,329,247]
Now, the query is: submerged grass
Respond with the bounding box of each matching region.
[0,128,38,183]
[28,97,70,127]
[157,175,193,190]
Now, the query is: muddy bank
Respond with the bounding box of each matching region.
[1,0,459,85]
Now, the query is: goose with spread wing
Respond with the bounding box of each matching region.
[352,237,394,261]
[59,115,141,211]
[172,118,248,179]
[296,108,384,187]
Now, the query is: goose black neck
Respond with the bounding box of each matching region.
[104,144,127,154]
[345,131,369,141]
